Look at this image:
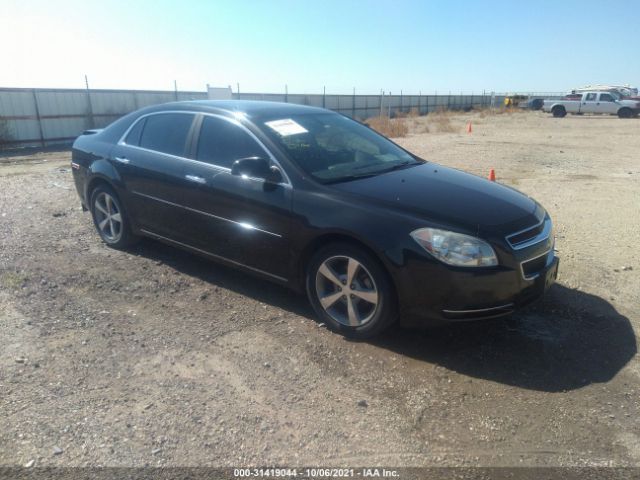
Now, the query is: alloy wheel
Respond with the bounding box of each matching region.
[315,255,379,327]
[94,192,123,243]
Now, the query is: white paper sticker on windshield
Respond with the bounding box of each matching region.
[265,119,308,136]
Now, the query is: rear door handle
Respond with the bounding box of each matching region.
[114,156,130,164]
[185,174,206,184]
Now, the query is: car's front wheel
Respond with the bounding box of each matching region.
[90,185,138,249]
[306,243,397,339]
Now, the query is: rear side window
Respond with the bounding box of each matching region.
[196,116,265,168]
[585,93,597,101]
[139,113,194,156]
[124,118,145,146]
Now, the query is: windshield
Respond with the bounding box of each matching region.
[258,113,421,183]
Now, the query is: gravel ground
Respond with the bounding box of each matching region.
[0,111,639,468]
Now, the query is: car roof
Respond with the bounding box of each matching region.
[96,100,332,144]
[142,100,329,118]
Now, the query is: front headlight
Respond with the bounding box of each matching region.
[410,228,498,267]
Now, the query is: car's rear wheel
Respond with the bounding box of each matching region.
[90,185,138,248]
[618,108,633,119]
[306,243,397,339]
[552,106,566,118]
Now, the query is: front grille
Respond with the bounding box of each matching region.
[521,252,548,280]
[507,221,546,249]
[507,223,544,248]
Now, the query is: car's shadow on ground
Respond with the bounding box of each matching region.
[371,284,637,392]
[131,239,637,393]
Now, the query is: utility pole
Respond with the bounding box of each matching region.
[84,74,95,129]
[352,87,356,119]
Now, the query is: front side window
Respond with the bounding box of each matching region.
[138,113,194,156]
[196,116,265,168]
[599,93,614,102]
[258,113,419,183]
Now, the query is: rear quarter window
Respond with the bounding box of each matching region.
[124,118,146,146]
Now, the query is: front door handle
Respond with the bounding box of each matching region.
[114,156,130,164]
[185,174,206,184]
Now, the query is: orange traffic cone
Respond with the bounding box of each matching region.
[466,122,472,134]
[488,169,496,181]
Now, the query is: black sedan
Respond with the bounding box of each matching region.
[71,101,558,338]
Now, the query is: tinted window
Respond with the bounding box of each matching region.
[599,93,614,102]
[124,117,146,146]
[139,113,194,156]
[259,113,418,183]
[585,93,597,101]
[196,116,265,168]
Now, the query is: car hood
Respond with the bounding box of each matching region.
[330,163,544,236]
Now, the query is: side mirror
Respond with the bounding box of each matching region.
[231,156,282,183]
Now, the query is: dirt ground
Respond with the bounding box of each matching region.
[1,111,639,468]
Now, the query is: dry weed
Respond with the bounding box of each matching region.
[426,109,459,133]
[366,115,409,138]
[433,115,458,133]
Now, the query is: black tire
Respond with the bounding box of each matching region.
[530,99,543,110]
[306,243,398,339]
[618,108,633,119]
[552,106,566,118]
[89,184,138,249]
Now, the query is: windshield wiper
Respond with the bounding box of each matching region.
[378,160,421,172]
[323,172,382,184]
[353,160,420,173]
[323,161,422,184]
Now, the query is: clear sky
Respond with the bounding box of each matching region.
[1,0,638,94]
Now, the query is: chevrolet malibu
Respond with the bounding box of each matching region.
[71,101,559,338]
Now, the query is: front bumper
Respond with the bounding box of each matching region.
[391,225,559,327]
[440,254,558,321]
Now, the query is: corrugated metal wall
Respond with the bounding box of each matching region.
[0,88,207,148]
[237,92,499,120]
[0,87,526,148]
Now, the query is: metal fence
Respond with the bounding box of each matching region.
[0,87,207,148]
[235,91,497,120]
[0,86,561,148]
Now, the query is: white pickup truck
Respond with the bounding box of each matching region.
[543,91,640,118]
